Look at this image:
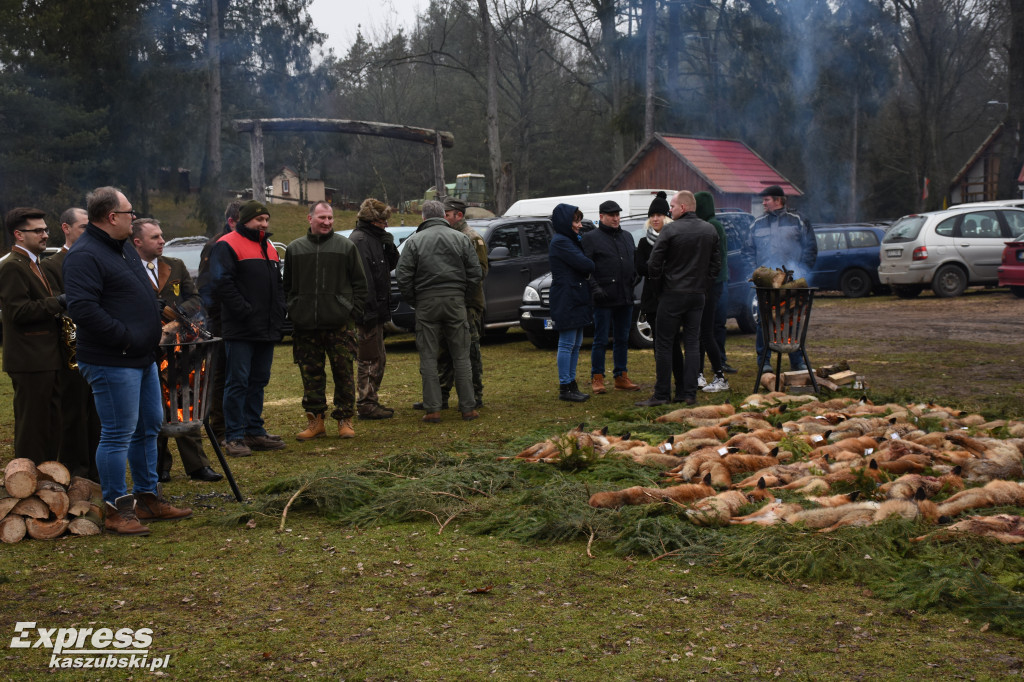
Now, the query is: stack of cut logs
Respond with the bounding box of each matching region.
[1,459,103,543]
[761,361,860,392]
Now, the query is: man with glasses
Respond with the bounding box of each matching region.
[64,187,191,536]
[0,207,64,464]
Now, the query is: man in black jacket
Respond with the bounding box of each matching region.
[64,187,192,535]
[582,200,640,395]
[348,198,400,420]
[636,190,720,406]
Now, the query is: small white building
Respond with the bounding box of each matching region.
[269,166,329,205]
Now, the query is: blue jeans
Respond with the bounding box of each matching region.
[223,340,275,441]
[78,361,162,506]
[556,328,585,385]
[590,305,632,377]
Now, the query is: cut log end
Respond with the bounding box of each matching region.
[26,517,70,540]
[0,515,27,543]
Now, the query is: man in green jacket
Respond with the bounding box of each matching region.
[284,201,368,440]
[396,200,482,423]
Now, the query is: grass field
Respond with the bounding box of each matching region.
[3,310,1024,680]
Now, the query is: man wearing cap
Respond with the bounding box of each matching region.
[749,185,817,372]
[434,196,487,409]
[349,198,400,420]
[582,200,640,394]
[284,201,367,441]
[209,199,287,457]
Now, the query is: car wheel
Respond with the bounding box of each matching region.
[1010,286,1024,299]
[931,264,967,298]
[839,268,873,298]
[735,290,758,334]
[628,310,654,349]
[524,329,558,349]
[892,284,923,299]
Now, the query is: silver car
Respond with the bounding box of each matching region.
[878,205,1024,298]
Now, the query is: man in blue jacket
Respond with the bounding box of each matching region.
[582,200,640,394]
[64,187,192,535]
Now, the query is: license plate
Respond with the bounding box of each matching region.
[543,318,555,330]
[886,249,902,258]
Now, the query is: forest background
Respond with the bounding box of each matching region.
[3,0,1024,237]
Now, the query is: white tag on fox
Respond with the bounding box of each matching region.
[718,447,729,457]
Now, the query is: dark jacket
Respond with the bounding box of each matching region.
[283,231,367,332]
[548,203,594,331]
[39,247,68,293]
[694,192,729,285]
[648,212,721,295]
[635,237,659,316]
[395,217,481,308]
[581,221,636,308]
[749,206,817,278]
[0,247,64,372]
[210,224,286,342]
[155,256,203,317]
[63,223,162,367]
[349,220,400,326]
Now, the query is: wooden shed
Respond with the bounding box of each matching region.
[604,134,802,212]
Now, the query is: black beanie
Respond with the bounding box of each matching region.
[238,200,270,226]
[648,191,670,216]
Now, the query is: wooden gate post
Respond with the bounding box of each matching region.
[433,131,446,200]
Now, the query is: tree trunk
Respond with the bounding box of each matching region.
[478,0,509,213]
[643,0,656,142]
[999,0,1024,199]
[200,0,224,236]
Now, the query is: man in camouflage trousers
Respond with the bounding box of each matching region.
[284,201,368,440]
[413,197,488,410]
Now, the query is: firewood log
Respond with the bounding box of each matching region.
[68,500,94,516]
[0,515,27,543]
[68,517,102,536]
[35,485,69,519]
[67,477,101,504]
[3,458,38,499]
[11,496,49,519]
[25,517,69,540]
[35,461,71,487]
[0,492,18,521]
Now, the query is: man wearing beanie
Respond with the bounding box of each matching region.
[349,198,400,420]
[284,201,368,440]
[209,199,287,457]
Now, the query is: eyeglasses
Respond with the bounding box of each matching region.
[16,228,49,234]
[111,209,138,219]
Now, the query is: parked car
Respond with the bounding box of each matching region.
[337,225,417,246]
[518,212,759,350]
[997,235,1024,298]
[388,216,555,334]
[878,205,1024,298]
[807,223,889,297]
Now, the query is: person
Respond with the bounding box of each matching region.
[348,198,400,420]
[41,207,101,481]
[131,217,222,482]
[64,186,191,535]
[0,207,64,465]
[693,191,730,394]
[547,203,594,402]
[582,200,640,394]
[434,196,488,409]
[395,200,481,423]
[750,185,817,372]
[209,199,287,456]
[636,190,720,407]
[634,192,685,399]
[196,200,242,444]
[283,201,368,441]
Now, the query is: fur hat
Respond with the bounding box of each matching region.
[648,191,670,216]
[358,198,391,224]
[238,200,269,226]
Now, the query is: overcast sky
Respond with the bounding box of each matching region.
[309,0,423,57]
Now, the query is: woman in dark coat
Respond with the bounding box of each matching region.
[635,191,685,399]
[548,203,595,402]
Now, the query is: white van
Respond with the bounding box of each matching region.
[504,189,677,223]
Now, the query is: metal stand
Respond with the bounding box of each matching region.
[752,287,819,394]
[203,420,242,502]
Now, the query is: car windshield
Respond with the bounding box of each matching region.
[883,216,926,243]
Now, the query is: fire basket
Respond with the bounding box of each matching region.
[752,286,819,394]
[158,337,242,501]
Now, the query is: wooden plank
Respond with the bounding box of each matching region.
[829,370,857,386]
[782,370,810,387]
[234,118,455,148]
[816,377,840,392]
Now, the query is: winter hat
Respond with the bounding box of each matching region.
[238,200,269,226]
[648,191,670,216]
[599,200,622,214]
[357,198,391,223]
[759,185,785,197]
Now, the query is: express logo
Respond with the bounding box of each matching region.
[10,622,169,671]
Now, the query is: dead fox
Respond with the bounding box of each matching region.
[686,480,774,526]
[655,403,736,423]
[936,479,1024,518]
[914,514,1024,544]
[879,469,964,500]
[588,474,715,509]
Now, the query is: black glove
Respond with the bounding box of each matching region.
[56,293,67,310]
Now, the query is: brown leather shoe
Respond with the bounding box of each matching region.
[422,412,441,423]
[296,412,326,440]
[104,496,151,536]
[614,372,641,391]
[337,418,355,438]
[244,434,287,451]
[461,410,479,421]
[591,373,606,394]
[135,491,193,522]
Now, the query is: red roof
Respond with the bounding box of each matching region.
[660,135,802,196]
